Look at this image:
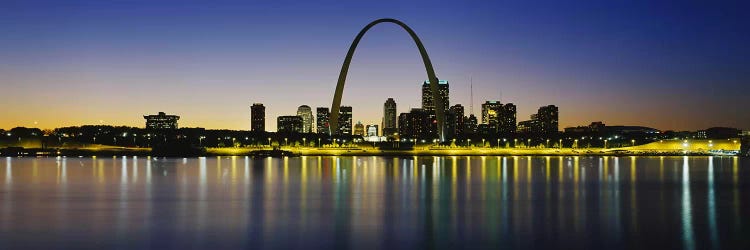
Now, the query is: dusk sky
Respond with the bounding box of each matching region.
[2,0,748,131]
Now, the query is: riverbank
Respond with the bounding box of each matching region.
[1,146,742,157]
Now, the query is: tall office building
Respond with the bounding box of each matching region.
[398,108,431,139]
[316,107,330,135]
[450,104,465,137]
[277,116,303,133]
[338,106,353,135]
[465,114,478,135]
[353,121,365,136]
[421,80,449,112]
[537,105,559,134]
[497,103,517,134]
[481,101,502,125]
[383,98,397,136]
[144,112,180,130]
[297,105,313,133]
[250,103,265,132]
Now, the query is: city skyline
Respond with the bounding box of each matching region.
[2,1,749,131]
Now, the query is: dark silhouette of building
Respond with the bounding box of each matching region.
[316,107,330,135]
[338,106,353,135]
[465,114,478,135]
[422,80,449,112]
[450,104,465,137]
[144,112,179,130]
[497,103,517,134]
[277,116,303,133]
[383,98,397,137]
[398,108,432,140]
[537,105,559,134]
[251,103,265,132]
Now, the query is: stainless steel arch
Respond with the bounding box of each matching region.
[329,18,446,141]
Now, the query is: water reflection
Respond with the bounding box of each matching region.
[0,156,747,249]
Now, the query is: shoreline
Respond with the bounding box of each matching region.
[0,146,742,157]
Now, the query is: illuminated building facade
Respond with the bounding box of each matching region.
[338,106,353,135]
[277,116,303,133]
[296,105,313,133]
[316,107,330,135]
[421,80,449,112]
[144,112,180,130]
[353,121,365,136]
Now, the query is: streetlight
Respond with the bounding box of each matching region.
[546,139,550,148]
[514,138,518,148]
[559,139,563,149]
[527,139,531,148]
[631,139,635,147]
[497,139,500,148]
[285,138,288,146]
[303,138,307,148]
[574,139,578,149]
[318,138,321,148]
[467,139,471,148]
[267,137,272,146]
[604,139,608,149]
[482,138,485,147]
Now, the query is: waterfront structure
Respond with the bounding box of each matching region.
[277,116,303,133]
[338,106,353,135]
[383,98,397,137]
[144,112,179,130]
[329,18,447,141]
[422,80,449,112]
[296,105,314,133]
[353,121,365,136]
[316,107,330,135]
[250,103,265,132]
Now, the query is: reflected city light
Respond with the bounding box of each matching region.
[0,156,746,249]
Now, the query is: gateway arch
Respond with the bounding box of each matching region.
[329,18,446,141]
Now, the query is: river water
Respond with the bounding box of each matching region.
[0,156,748,249]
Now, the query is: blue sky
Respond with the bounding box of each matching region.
[1,0,748,131]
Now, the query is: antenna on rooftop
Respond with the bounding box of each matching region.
[470,76,474,115]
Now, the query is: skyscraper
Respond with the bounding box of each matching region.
[537,105,559,134]
[316,107,330,135]
[383,98,397,137]
[277,116,303,133]
[450,104,465,137]
[251,103,265,132]
[481,101,502,125]
[297,105,313,133]
[338,106,353,135]
[497,103,517,134]
[421,80,449,112]
[465,114,478,135]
